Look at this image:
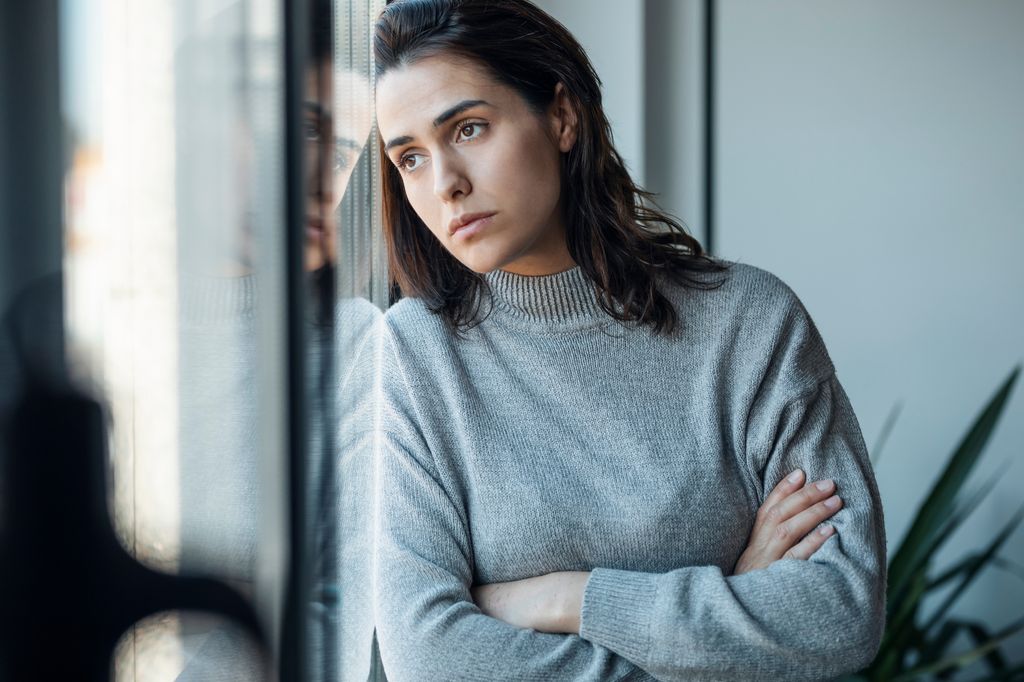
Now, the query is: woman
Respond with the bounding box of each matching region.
[370,1,887,680]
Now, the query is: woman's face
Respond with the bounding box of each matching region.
[304,62,371,271]
[375,54,579,276]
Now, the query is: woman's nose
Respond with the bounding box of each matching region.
[433,154,471,201]
[306,141,330,201]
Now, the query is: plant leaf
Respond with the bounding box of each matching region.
[921,460,1014,592]
[927,553,982,593]
[918,619,1011,676]
[917,620,964,669]
[991,555,1024,584]
[889,614,1024,680]
[888,465,1002,620]
[963,621,1009,672]
[922,503,1024,636]
[875,573,929,679]
[887,366,1020,604]
[967,660,1024,681]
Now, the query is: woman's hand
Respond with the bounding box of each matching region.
[471,571,589,635]
[732,468,843,575]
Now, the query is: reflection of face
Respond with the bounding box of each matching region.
[304,62,372,271]
[376,55,577,276]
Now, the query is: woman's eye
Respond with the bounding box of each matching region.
[399,154,424,173]
[456,122,486,142]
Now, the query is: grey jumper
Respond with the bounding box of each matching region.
[373,260,887,681]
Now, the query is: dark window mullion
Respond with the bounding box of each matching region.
[280,0,311,679]
[703,0,716,257]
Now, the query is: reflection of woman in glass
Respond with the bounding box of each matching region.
[174,2,379,679]
[370,1,886,680]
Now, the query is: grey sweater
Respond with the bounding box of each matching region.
[373,260,887,681]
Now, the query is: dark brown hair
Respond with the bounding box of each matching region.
[374,0,730,336]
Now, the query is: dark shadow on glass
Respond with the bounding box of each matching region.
[0,279,266,682]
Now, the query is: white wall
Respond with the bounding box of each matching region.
[545,0,1024,667]
[534,0,646,186]
[716,1,1024,662]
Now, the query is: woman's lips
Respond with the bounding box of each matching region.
[451,213,495,241]
[306,220,325,240]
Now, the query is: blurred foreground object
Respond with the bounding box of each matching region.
[0,284,267,681]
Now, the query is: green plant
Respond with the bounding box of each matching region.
[842,365,1024,681]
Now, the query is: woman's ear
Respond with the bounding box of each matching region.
[549,82,579,153]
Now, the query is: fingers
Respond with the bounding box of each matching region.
[763,476,841,529]
[782,523,836,560]
[760,468,806,519]
[755,471,844,562]
[773,494,843,552]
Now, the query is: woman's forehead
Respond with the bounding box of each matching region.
[375,55,512,129]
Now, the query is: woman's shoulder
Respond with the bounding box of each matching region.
[383,296,449,340]
[333,297,384,376]
[336,296,384,341]
[715,258,795,293]
[661,257,806,322]
[662,258,834,385]
[379,296,465,370]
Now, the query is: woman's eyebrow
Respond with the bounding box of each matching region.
[431,98,490,127]
[384,99,492,152]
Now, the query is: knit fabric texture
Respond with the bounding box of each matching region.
[373,260,887,682]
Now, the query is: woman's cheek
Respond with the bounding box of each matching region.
[409,188,445,240]
[505,139,560,205]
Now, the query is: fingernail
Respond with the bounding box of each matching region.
[815,479,834,492]
[787,469,803,483]
[819,525,834,536]
[824,495,841,508]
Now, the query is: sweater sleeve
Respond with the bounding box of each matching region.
[373,330,653,682]
[577,298,888,681]
[329,298,384,682]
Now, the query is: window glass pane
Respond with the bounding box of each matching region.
[61,0,287,676]
[62,0,385,676]
[304,1,386,679]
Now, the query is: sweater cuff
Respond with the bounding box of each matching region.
[579,568,657,667]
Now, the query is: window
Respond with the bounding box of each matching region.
[55,0,385,678]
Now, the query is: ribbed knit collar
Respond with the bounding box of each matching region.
[482,265,613,332]
[180,273,257,325]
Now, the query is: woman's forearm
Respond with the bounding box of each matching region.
[550,571,590,634]
[474,468,843,636]
[471,570,591,634]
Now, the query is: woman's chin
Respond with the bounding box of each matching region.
[449,250,495,275]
